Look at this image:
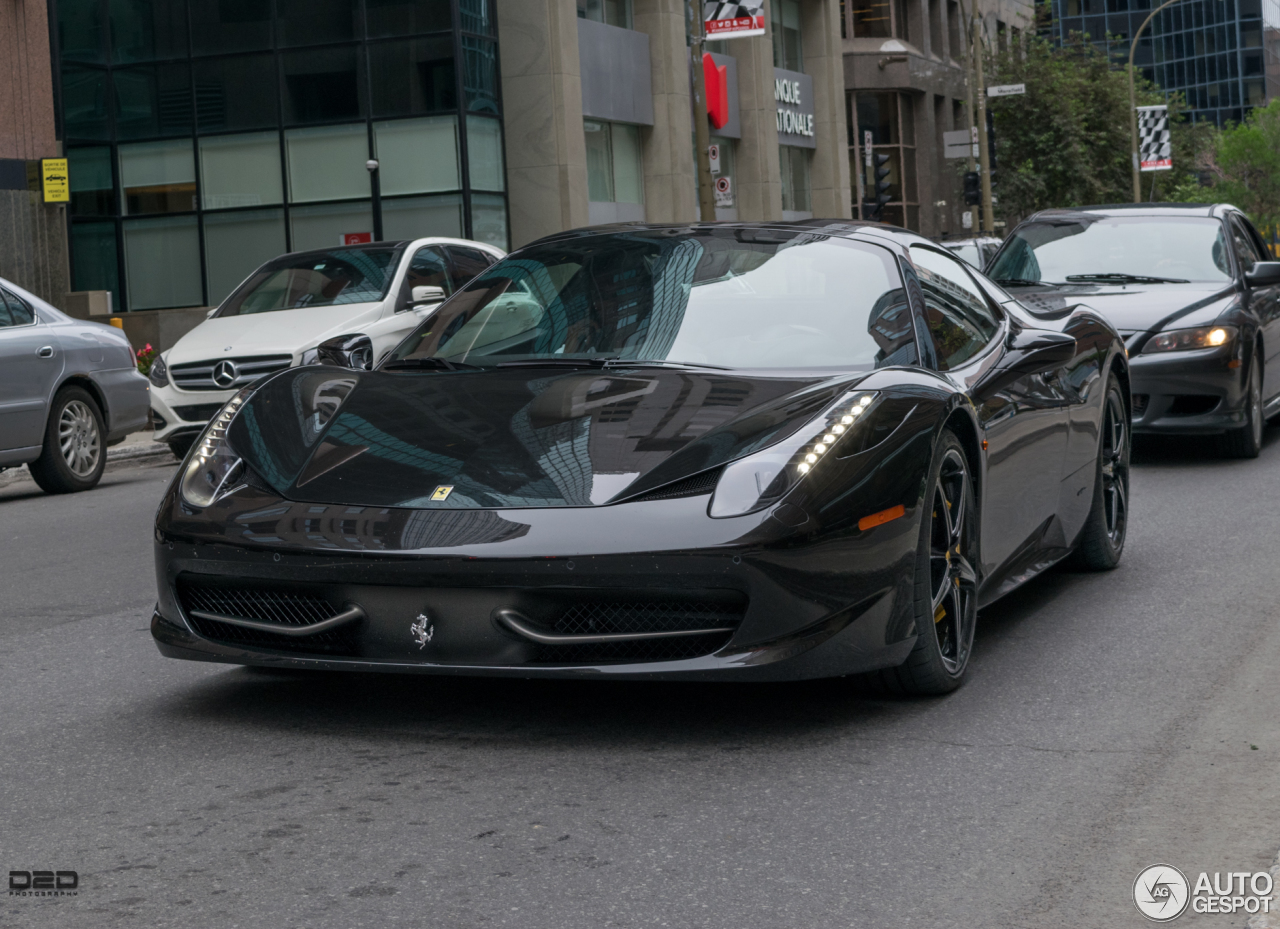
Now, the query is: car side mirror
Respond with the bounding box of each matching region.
[411,285,446,307]
[1005,329,1077,373]
[1245,261,1280,288]
[316,333,373,370]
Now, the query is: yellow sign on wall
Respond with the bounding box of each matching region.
[41,158,69,203]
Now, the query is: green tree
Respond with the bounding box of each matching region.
[1204,99,1280,229]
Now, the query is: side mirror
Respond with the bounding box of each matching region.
[316,333,373,370]
[1005,329,1077,373]
[1245,261,1280,288]
[411,285,446,307]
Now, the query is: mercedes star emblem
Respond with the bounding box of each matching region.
[212,359,239,388]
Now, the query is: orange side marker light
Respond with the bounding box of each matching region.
[858,504,906,532]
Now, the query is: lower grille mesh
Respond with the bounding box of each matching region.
[176,579,358,655]
[531,599,744,664]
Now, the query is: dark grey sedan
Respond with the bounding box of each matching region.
[0,278,150,492]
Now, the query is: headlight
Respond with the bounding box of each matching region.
[300,348,319,366]
[179,389,252,508]
[709,390,880,518]
[1142,325,1235,353]
[149,354,169,388]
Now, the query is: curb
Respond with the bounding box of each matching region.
[108,442,175,464]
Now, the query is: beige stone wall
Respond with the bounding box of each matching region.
[496,0,589,248]
[803,0,853,219]
[726,32,783,221]
[632,0,698,223]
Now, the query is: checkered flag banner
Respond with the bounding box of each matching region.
[703,1,766,38]
[1137,105,1172,172]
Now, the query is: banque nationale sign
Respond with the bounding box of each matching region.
[773,67,816,149]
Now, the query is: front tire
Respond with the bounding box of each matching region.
[860,429,978,696]
[1221,351,1263,459]
[28,386,107,494]
[1070,374,1130,570]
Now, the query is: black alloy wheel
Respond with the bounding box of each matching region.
[1071,374,1130,570]
[1222,351,1263,459]
[859,429,977,696]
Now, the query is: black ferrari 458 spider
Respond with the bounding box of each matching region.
[152,221,1130,694]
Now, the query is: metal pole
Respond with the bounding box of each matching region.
[1129,0,1183,202]
[689,4,717,222]
[961,0,977,231]
[974,14,994,233]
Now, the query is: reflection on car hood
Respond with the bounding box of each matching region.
[166,303,384,364]
[1012,282,1234,331]
[228,366,859,508]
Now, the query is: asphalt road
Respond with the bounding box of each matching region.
[2,436,1278,929]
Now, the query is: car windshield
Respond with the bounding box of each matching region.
[988,216,1232,285]
[217,246,403,316]
[384,229,917,371]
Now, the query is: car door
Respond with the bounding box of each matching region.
[365,246,454,363]
[1232,216,1280,402]
[0,289,64,452]
[910,245,1070,586]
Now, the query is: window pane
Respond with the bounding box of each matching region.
[462,36,500,114]
[910,245,999,369]
[401,246,452,299]
[282,47,365,125]
[468,193,508,248]
[60,0,107,64]
[113,63,192,139]
[584,120,613,202]
[123,215,203,309]
[194,54,278,131]
[374,117,459,195]
[611,123,643,204]
[446,245,493,290]
[190,0,272,55]
[381,194,463,239]
[780,146,811,213]
[203,208,287,305]
[899,94,915,145]
[70,222,120,308]
[277,0,360,47]
[110,0,187,63]
[68,147,115,216]
[119,139,196,214]
[459,0,495,33]
[467,115,505,192]
[285,124,370,203]
[367,0,451,37]
[62,68,111,140]
[857,93,898,145]
[369,37,457,117]
[290,200,374,252]
[200,132,283,209]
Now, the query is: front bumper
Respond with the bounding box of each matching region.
[1128,343,1247,435]
[150,382,236,442]
[151,488,922,682]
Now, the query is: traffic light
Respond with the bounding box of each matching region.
[963,171,980,206]
[862,153,892,221]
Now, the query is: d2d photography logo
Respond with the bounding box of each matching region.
[9,870,79,897]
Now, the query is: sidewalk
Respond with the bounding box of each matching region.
[0,428,174,490]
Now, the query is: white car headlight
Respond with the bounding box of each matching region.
[709,390,880,518]
[179,388,252,508]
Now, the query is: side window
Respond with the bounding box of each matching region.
[1231,218,1266,274]
[0,288,34,327]
[446,247,495,292]
[398,247,452,308]
[909,245,1001,371]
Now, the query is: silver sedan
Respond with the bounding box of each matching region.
[0,278,150,493]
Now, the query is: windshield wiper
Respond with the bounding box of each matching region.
[1064,273,1190,284]
[494,358,613,368]
[603,359,732,370]
[995,278,1057,288]
[381,357,481,372]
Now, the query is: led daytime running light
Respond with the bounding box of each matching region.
[794,392,877,475]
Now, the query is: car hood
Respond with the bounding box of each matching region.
[1011,282,1236,332]
[167,303,385,364]
[228,365,858,508]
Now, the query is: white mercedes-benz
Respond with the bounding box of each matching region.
[148,237,504,456]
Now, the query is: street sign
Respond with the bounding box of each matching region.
[1137,105,1172,171]
[41,158,69,203]
[863,131,873,170]
[943,129,972,160]
[341,232,372,245]
[987,83,1026,97]
[708,143,720,174]
[703,1,765,39]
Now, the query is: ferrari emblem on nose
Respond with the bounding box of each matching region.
[430,485,454,501]
[411,613,434,649]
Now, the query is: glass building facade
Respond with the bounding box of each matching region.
[1049,0,1280,126]
[56,0,507,312]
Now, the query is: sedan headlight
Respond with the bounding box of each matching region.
[1142,325,1235,354]
[710,390,880,518]
[149,354,169,388]
[179,389,252,508]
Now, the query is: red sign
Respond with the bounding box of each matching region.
[702,54,729,130]
[341,232,372,245]
[704,2,765,39]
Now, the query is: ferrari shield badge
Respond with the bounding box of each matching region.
[430,485,454,501]
[411,613,434,649]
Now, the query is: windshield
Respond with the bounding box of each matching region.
[988,216,1232,285]
[384,229,917,371]
[217,246,403,316]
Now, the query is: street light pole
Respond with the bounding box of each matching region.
[1127,0,1184,202]
[973,13,995,233]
